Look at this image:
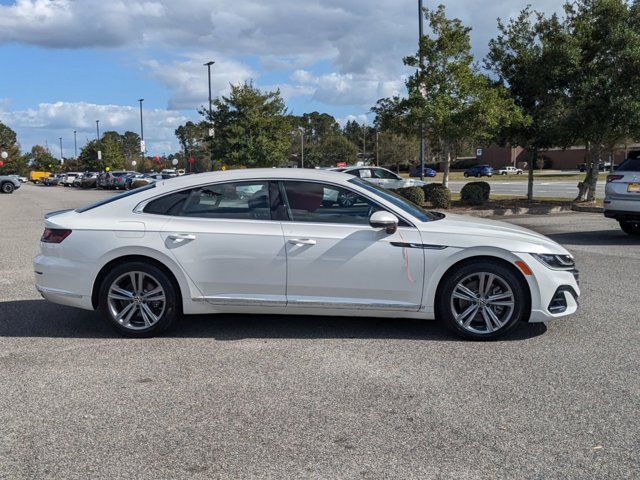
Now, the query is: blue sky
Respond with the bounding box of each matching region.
[0,0,560,158]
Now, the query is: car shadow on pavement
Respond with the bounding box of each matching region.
[0,299,547,342]
[547,229,640,246]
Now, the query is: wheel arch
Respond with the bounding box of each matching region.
[91,253,188,310]
[427,250,534,321]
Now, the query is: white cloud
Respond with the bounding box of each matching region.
[0,101,191,155]
[143,54,255,110]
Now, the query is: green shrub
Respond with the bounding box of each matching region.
[460,183,485,206]
[396,186,425,205]
[466,181,490,200]
[424,184,451,209]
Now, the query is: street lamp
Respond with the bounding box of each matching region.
[138,99,145,171]
[418,0,425,181]
[73,130,77,159]
[96,120,102,170]
[204,60,215,171]
[59,137,63,164]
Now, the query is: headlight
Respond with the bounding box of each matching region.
[531,253,575,270]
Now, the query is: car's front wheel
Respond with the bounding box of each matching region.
[619,221,640,236]
[98,262,179,337]
[1,182,15,194]
[437,260,528,340]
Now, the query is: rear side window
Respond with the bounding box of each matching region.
[143,181,273,220]
[617,158,640,172]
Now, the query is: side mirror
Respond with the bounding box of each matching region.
[369,210,399,234]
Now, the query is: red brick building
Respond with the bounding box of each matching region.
[471,144,639,170]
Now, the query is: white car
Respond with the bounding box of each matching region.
[498,166,523,175]
[604,155,640,235]
[61,172,81,187]
[34,168,579,340]
[335,166,427,190]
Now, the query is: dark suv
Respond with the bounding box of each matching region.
[464,165,493,178]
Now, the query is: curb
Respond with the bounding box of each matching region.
[570,204,604,213]
[449,205,574,218]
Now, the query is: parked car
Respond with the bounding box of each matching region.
[29,171,51,184]
[72,174,84,188]
[409,166,437,178]
[17,176,28,183]
[604,154,640,235]
[498,166,523,175]
[99,171,134,190]
[124,173,145,190]
[113,171,136,190]
[61,173,81,187]
[43,174,62,186]
[35,168,580,340]
[0,175,21,194]
[79,172,99,189]
[334,166,427,190]
[578,161,617,172]
[464,165,494,178]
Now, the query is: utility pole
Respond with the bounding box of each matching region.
[204,61,215,171]
[138,99,145,171]
[418,0,425,181]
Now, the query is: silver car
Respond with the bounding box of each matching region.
[604,154,640,235]
[337,166,427,190]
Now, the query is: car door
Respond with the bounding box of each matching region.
[145,180,288,307]
[280,180,425,311]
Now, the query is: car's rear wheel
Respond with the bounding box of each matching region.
[619,221,640,235]
[1,182,15,194]
[437,260,528,340]
[464,173,469,178]
[98,262,178,337]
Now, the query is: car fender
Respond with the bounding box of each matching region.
[422,245,541,311]
[91,245,205,307]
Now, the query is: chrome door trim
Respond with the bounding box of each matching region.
[286,299,420,311]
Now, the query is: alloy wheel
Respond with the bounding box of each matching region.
[450,272,515,335]
[107,271,166,330]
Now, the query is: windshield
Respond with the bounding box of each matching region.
[349,178,444,222]
[617,158,640,172]
[75,183,156,213]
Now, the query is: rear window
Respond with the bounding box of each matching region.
[617,158,640,172]
[75,184,156,213]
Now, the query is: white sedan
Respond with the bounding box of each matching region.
[333,166,427,190]
[34,169,579,340]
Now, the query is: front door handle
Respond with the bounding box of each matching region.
[288,238,316,246]
[168,233,196,242]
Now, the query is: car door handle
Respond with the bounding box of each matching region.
[288,238,316,246]
[168,233,196,242]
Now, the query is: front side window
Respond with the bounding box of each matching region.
[371,168,399,180]
[282,181,383,225]
[143,181,272,220]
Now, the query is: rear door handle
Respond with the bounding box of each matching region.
[168,233,196,242]
[288,238,316,246]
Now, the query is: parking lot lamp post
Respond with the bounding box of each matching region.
[299,127,304,168]
[96,120,102,171]
[138,99,144,172]
[418,0,425,181]
[73,130,77,159]
[59,137,63,165]
[204,61,215,171]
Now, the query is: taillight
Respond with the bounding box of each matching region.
[607,175,624,182]
[41,228,72,243]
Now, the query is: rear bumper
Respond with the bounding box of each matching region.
[603,208,640,222]
[34,254,94,310]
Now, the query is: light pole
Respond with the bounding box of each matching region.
[138,99,144,171]
[376,130,379,167]
[204,61,215,171]
[73,130,77,159]
[362,124,367,163]
[299,127,305,168]
[59,137,63,164]
[96,120,102,170]
[418,0,425,181]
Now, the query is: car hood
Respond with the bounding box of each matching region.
[417,213,569,254]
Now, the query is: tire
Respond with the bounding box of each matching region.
[436,260,529,340]
[98,261,179,337]
[464,173,469,178]
[502,172,507,175]
[475,173,481,178]
[1,182,15,194]
[619,221,640,236]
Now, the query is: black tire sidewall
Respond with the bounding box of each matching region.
[2,182,14,193]
[620,221,640,235]
[99,262,178,337]
[437,260,528,340]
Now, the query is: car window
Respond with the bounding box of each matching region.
[371,168,399,180]
[282,181,384,225]
[347,169,365,177]
[144,181,272,220]
[617,158,640,172]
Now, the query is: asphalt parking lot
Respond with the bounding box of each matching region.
[1,184,638,479]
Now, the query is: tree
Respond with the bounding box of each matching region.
[0,122,27,176]
[377,133,420,172]
[78,138,125,171]
[562,0,640,201]
[486,7,569,201]
[374,5,522,188]
[26,145,58,171]
[175,121,209,172]
[202,82,293,168]
[342,120,376,161]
